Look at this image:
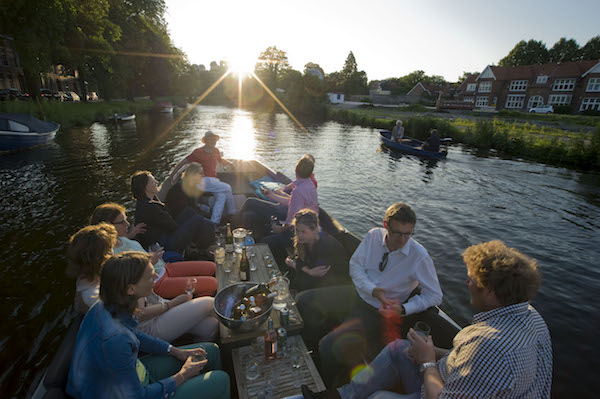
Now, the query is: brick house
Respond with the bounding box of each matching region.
[0,34,25,91]
[406,82,457,98]
[454,61,600,113]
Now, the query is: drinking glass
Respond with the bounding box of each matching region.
[223,256,233,273]
[233,228,247,253]
[413,321,431,339]
[251,336,263,355]
[273,276,290,310]
[148,242,162,253]
[245,360,260,381]
[215,232,225,247]
[214,247,226,265]
[185,278,197,295]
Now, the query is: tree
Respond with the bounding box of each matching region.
[342,51,358,76]
[339,51,368,95]
[255,46,290,88]
[303,62,324,79]
[458,71,478,82]
[499,40,549,67]
[549,37,580,63]
[580,36,600,61]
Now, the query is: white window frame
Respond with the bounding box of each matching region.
[536,75,548,84]
[548,95,572,105]
[509,80,528,91]
[579,98,600,111]
[552,79,575,91]
[478,81,492,93]
[527,95,544,109]
[505,94,525,109]
[466,83,476,92]
[475,96,489,107]
[463,96,474,103]
[586,78,600,92]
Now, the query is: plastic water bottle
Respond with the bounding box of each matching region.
[245,231,255,246]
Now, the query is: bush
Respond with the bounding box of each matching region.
[554,105,572,114]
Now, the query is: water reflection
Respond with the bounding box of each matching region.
[228,110,256,160]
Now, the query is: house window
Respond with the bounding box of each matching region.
[478,81,492,93]
[505,95,525,109]
[580,98,600,111]
[586,78,600,92]
[476,97,489,107]
[552,79,575,91]
[463,97,474,103]
[536,75,548,84]
[509,80,528,91]
[548,95,572,105]
[527,95,544,109]
[467,83,476,92]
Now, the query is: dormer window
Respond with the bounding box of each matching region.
[536,75,548,84]
[467,83,476,92]
[478,82,492,93]
[553,79,575,91]
[509,80,528,91]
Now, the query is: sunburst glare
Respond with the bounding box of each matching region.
[228,111,256,160]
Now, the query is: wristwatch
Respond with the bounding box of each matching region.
[167,344,173,353]
[419,362,436,372]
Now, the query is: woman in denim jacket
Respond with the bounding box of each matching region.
[66,251,230,399]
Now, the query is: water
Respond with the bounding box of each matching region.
[1,105,599,398]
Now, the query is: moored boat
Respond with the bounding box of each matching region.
[380,130,448,159]
[32,158,461,398]
[114,112,136,122]
[0,113,60,153]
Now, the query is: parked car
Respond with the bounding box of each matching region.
[0,88,30,101]
[58,91,81,102]
[40,89,61,101]
[86,92,99,101]
[529,104,554,114]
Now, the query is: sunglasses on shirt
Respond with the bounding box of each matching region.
[379,252,390,272]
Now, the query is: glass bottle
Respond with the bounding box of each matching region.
[225,223,233,253]
[264,317,278,360]
[239,246,249,281]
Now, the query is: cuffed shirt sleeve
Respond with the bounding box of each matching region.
[402,254,443,316]
[349,234,377,297]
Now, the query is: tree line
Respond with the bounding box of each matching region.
[498,36,600,67]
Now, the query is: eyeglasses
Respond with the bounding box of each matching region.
[387,228,414,239]
[113,219,128,225]
[379,252,390,272]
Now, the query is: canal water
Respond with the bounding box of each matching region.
[1,105,598,398]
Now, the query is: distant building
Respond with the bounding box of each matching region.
[454,61,600,112]
[328,92,344,103]
[406,82,457,98]
[307,68,324,80]
[0,34,25,91]
[41,65,81,94]
[369,82,391,96]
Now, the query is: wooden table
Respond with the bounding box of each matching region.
[216,243,304,346]
[232,335,326,399]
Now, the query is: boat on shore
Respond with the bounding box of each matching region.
[32,159,461,398]
[0,113,60,153]
[380,130,448,159]
[114,113,136,122]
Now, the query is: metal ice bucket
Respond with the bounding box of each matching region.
[214,282,273,331]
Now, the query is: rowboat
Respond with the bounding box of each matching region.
[114,113,136,122]
[32,159,460,398]
[380,130,447,159]
[0,113,59,153]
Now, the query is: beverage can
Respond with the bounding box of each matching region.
[277,327,287,353]
[280,307,290,326]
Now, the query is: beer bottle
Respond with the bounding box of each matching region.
[264,317,278,360]
[232,303,249,321]
[244,277,277,296]
[255,291,277,306]
[225,223,233,253]
[240,246,249,281]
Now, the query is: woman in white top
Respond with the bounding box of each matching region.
[391,120,405,142]
[67,221,218,342]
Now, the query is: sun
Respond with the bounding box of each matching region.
[227,54,256,76]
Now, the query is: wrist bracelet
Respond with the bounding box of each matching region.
[167,344,173,353]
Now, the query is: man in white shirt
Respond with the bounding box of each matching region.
[318,202,443,387]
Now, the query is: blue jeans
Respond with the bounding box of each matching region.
[198,177,236,224]
[337,339,422,399]
[236,197,287,241]
[164,206,215,253]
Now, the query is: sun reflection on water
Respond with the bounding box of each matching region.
[227,110,256,160]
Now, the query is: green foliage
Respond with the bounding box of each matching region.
[283,74,328,119]
[324,51,368,95]
[499,39,549,67]
[0,100,152,129]
[376,70,449,96]
[255,46,291,89]
[580,36,600,61]
[553,105,572,115]
[549,37,580,63]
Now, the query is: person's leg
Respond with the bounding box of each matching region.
[141,342,220,378]
[263,230,293,267]
[153,275,217,298]
[337,339,422,399]
[137,297,217,342]
[200,177,234,224]
[236,198,286,241]
[297,285,358,352]
[173,370,230,399]
[168,209,215,252]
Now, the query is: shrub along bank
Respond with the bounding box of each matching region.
[0,100,153,129]
[327,107,600,170]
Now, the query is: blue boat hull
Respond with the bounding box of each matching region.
[0,129,58,152]
[380,130,447,159]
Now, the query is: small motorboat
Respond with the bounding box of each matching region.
[380,130,448,160]
[0,113,60,153]
[114,113,136,122]
[159,102,173,113]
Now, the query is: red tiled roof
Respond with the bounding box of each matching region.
[487,60,598,81]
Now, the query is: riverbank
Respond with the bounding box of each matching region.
[0,100,154,129]
[327,106,600,170]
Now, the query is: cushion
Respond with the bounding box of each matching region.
[248,176,286,201]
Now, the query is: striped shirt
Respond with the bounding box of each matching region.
[428,302,553,398]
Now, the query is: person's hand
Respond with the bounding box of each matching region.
[407,328,436,364]
[303,265,331,277]
[128,223,146,238]
[170,293,192,307]
[285,256,297,269]
[173,347,208,385]
[150,248,165,265]
[271,224,284,234]
[260,186,271,197]
[372,287,396,308]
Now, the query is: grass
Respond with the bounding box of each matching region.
[0,99,154,129]
[326,107,600,170]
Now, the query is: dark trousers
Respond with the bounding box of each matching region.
[235,197,287,241]
[164,206,215,253]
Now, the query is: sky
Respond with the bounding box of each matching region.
[164,0,600,82]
